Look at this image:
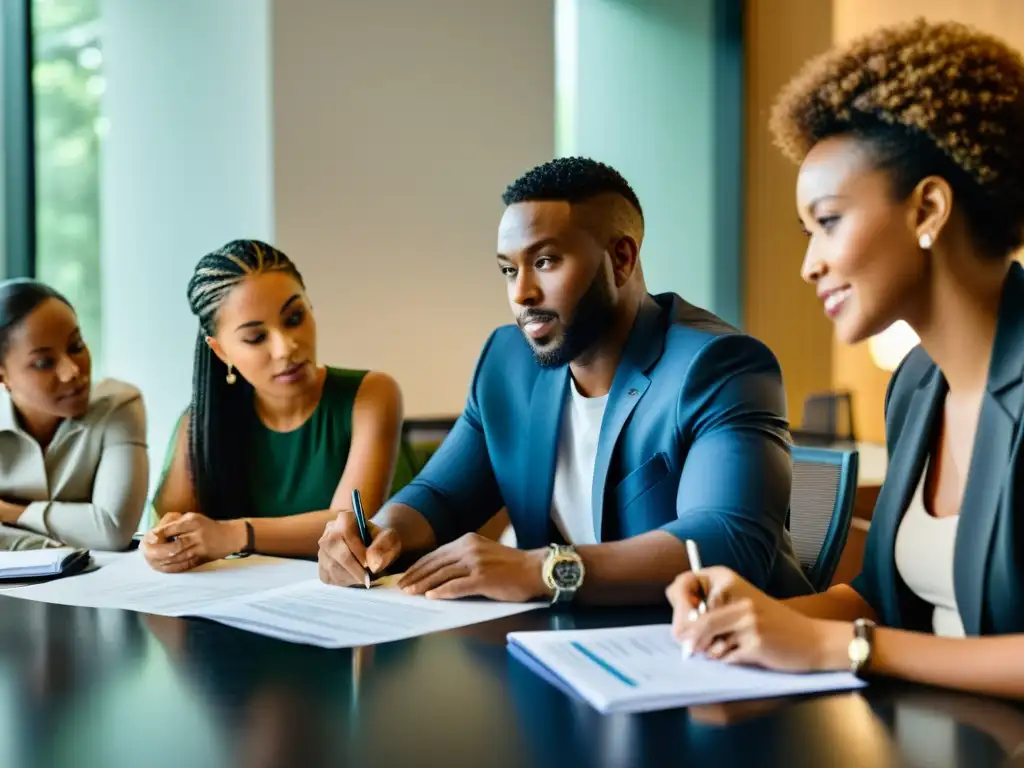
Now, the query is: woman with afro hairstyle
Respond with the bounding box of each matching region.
[668,19,1024,699]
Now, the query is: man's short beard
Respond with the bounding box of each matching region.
[526,267,616,368]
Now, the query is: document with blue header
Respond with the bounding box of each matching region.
[507,624,865,714]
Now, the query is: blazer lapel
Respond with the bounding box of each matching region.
[954,263,1024,635]
[590,298,666,540]
[519,366,568,549]
[872,367,945,628]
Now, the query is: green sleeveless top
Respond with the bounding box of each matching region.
[155,367,417,522]
[246,368,416,517]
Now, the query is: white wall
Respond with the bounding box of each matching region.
[99,0,555,499]
[272,0,556,417]
[100,0,274,488]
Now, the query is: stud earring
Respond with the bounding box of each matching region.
[226,363,237,385]
[919,232,934,249]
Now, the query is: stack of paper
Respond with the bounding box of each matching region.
[2,552,543,648]
[0,548,86,581]
[508,624,865,714]
[0,551,317,611]
[196,578,542,648]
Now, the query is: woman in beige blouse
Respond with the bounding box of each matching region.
[0,279,148,551]
[667,20,1024,700]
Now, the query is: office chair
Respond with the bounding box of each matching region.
[401,415,512,543]
[788,445,859,592]
[401,416,459,471]
[794,390,857,445]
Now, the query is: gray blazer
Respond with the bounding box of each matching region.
[0,378,148,551]
[852,262,1024,636]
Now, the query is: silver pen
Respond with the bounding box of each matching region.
[685,539,708,615]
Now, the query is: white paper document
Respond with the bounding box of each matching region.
[2,551,542,647]
[507,624,865,714]
[195,578,542,648]
[1,552,317,616]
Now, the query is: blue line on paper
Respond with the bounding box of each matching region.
[570,641,638,687]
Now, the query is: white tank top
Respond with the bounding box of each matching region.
[893,459,965,638]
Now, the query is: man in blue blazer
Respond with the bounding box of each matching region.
[319,157,810,603]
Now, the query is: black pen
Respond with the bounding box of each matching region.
[686,539,709,615]
[351,489,372,589]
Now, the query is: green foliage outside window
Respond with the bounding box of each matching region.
[32,0,103,371]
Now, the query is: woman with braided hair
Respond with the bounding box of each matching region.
[668,19,1024,698]
[143,239,413,572]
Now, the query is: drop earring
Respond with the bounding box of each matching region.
[919,232,934,249]
[226,363,237,385]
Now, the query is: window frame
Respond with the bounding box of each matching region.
[0,0,36,279]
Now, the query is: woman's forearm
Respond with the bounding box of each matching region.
[815,622,1024,700]
[0,500,26,524]
[247,510,335,558]
[785,584,878,622]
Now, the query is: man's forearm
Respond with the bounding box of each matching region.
[373,502,438,554]
[574,531,689,605]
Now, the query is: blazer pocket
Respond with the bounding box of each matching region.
[614,452,671,510]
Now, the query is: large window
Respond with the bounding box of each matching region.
[32,0,104,368]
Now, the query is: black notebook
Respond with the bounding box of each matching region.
[0,548,91,583]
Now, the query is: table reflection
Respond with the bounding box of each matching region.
[872,687,1024,767]
[0,603,146,705]
[0,603,149,768]
[147,615,355,768]
[0,598,1021,768]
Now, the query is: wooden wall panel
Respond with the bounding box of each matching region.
[743,0,834,429]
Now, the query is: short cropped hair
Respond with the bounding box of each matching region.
[502,157,644,222]
[771,18,1024,258]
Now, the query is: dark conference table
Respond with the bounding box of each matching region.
[1,596,1021,768]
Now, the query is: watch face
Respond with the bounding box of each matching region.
[849,637,870,664]
[552,558,582,588]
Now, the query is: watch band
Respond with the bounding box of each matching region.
[849,618,875,676]
[228,519,255,559]
[550,545,571,604]
[242,518,255,554]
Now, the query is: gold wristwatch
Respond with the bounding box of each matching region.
[541,545,585,604]
[848,618,875,676]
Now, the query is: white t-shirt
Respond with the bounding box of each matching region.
[550,378,609,546]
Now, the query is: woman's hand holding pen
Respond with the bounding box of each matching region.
[666,566,845,673]
[318,510,402,587]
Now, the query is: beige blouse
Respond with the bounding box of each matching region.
[894,458,965,638]
[0,379,149,551]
